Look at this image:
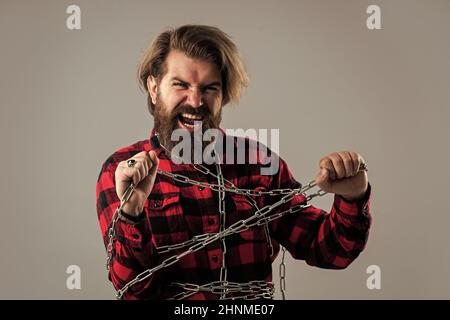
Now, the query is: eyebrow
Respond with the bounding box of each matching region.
[170,77,221,88]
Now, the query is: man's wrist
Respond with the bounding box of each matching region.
[118,208,145,224]
[122,202,144,216]
[340,188,368,202]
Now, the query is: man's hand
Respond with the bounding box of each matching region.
[315,151,368,201]
[115,151,159,216]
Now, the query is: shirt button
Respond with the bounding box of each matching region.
[212,255,218,263]
[198,186,205,191]
[153,200,162,208]
[208,218,215,225]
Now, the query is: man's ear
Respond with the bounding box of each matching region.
[147,76,158,104]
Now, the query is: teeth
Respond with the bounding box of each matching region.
[179,120,194,128]
[178,117,201,129]
[181,113,202,120]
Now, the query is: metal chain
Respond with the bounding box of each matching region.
[153,183,319,255]
[106,150,368,300]
[279,246,287,300]
[157,169,304,197]
[113,186,319,300]
[215,152,229,299]
[106,182,135,270]
[167,280,275,300]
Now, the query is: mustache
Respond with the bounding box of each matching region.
[171,104,210,118]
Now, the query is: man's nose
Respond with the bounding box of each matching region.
[185,89,203,108]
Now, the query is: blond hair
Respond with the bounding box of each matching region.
[137,25,249,114]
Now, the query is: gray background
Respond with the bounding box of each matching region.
[1,0,449,299]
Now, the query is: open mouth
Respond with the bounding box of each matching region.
[177,113,204,129]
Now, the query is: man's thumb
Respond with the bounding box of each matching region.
[315,168,330,190]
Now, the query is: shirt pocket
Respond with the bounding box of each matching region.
[146,192,190,251]
[231,194,267,242]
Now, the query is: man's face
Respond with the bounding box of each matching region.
[147,50,223,153]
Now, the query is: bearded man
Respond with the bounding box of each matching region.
[96,25,372,300]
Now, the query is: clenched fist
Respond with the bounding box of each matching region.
[115,150,159,216]
[315,151,368,201]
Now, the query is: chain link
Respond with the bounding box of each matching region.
[279,246,287,300]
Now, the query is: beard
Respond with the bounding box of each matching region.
[152,94,222,163]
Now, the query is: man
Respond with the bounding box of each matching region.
[96,25,372,300]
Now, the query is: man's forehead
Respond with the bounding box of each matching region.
[164,50,221,84]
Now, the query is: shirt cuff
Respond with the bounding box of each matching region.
[334,183,372,219]
[114,214,152,248]
[120,210,146,223]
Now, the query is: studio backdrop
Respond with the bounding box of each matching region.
[0,0,449,299]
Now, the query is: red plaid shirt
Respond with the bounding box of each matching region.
[96,129,372,300]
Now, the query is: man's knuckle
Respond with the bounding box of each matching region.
[322,157,331,165]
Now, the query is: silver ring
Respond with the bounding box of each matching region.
[127,159,136,168]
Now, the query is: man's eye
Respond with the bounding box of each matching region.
[174,82,188,88]
[204,86,218,92]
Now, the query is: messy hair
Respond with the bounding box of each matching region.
[137,24,249,114]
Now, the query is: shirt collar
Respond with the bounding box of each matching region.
[144,128,166,158]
